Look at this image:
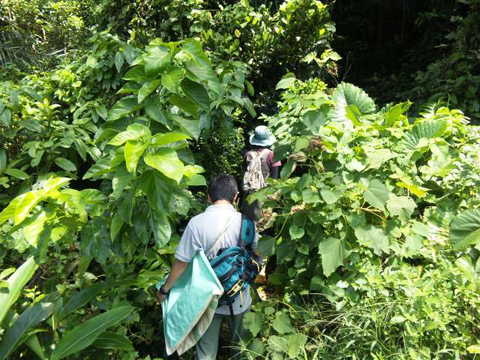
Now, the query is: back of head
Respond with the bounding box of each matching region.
[208,174,238,203]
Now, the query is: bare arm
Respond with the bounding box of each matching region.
[157,259,189,302]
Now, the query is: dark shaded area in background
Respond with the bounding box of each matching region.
[331,0,467,106]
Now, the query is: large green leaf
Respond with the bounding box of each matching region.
[386,195,416,220]
[5,168,29,180]
[402,119,448,152]
[151,132,191,147]
[272,313,295,335]
[54,158,76,172]
[182,39,210,65]
[0,257,38,325]
[108,96,138,121]
[243,312,263,337]
[364,179,390,211]
[181,78,210,109]
[318,237,348,277]
[162,67,184,92]
[50,306,134,360]
[109,124,151,146]
[0,194,26,225]
[450,209,480,250]
[144,46,170,77]
[92,332,133,350]
[24,335,46,360]
[170,115,201,140]
[331,82,375,123]
[384,101,411,127]
[354,226,390,255]
[124,140,147,173]
[0,297,55,360]
[123,66,147,82]
[151,211,172,248]
[82,157,111,180]
[302,109,327,135]
[169,94,199,118]
[144,148,185,183]
[138,79,162,103]
[59,282,111,321]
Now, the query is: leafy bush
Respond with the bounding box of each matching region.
[244,78,480,358]
[0,38,255,359]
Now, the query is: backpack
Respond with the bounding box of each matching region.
[242,149,270,192]
[207,215,262,317]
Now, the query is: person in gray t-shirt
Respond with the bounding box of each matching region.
[157,174,258,360]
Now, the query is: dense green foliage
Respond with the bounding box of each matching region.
[1,0,480,359]
[245,78,480,358]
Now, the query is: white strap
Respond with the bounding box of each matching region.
[251,148,269,160]
[206,214,236,257]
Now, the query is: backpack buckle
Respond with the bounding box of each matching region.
[227,280,244,297]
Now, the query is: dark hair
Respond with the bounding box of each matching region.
[208,174,238,203]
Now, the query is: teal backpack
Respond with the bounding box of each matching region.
[209,215,262,316]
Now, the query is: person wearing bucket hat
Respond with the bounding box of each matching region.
[241,125,281,221]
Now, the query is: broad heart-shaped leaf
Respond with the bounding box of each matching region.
[287,333,308,358]
[402,119,448,152]
[331,82,376,123]
[302,109,327,135]
[272,313,295,335]
[54,158,76,172]
[0,297,55,360]
[318,237,348,277]
[450,209,480,250]
[50,306,134,360]
[354,226,390,255]
[92,332,133,350]
[162,67,185,92]
[366,149,394,170]
[138,79,162,103]
[108,96,138,121]
[124,140,147,173]
[243,312,263,337]
[320,188,342,204]
[151,132,191,147]
[144,148,185,183]
[0,257,38,325]
[364,179,390,211]
[268,335,288,355]
[386,194,416,220]
[289,225,305,239]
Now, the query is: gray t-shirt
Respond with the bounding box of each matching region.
[175,204,258,315]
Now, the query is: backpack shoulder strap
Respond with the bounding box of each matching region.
[240,215,256,246]
[206,214,237,257]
